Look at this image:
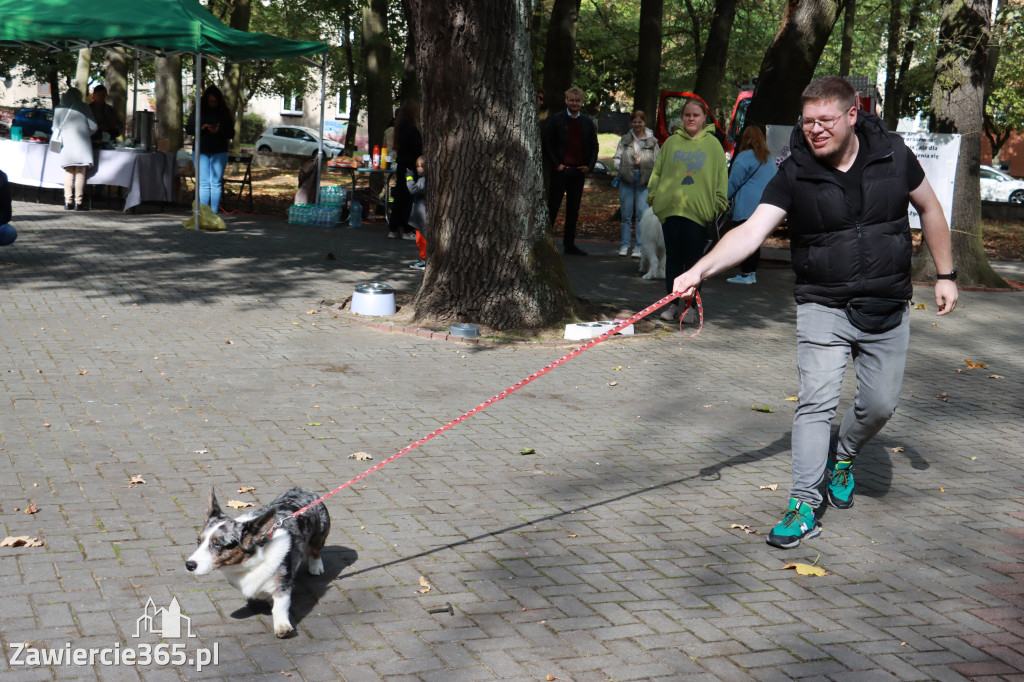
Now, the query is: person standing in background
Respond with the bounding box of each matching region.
[725,126,777,285]
[544,87,598,256]
[185,85,235,214]
[613,110,659,257]
[53,89,98,211]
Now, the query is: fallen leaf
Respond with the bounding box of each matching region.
[237,486,256,494]
[305,309,318,315]
[956,369,966,374]
[752,405,774,413]
[913,303,927,310]
[225,339,234,345]
[613,365,622,371]
[933,393,948,402]
[730,524,759,535]
[519,448,536,455]
[890,446,905,453]
[607,381,618,386]
[0,536,43,548]
[307,422,323,426]
[567,534,577,538]
[931,323,938,327]
[988,374,1004,379]
[129,475,146,486]
[963,359,989,369]
[940,487,945,492]
[23,502,38,515]
[783,562,828,576]
[227,500,254,509]
[758,484,779,491]
[784,396,798,402]
[193,449,209,454]
[349,452,373,461]
[416,576,432,594]
[76,370,88,375]
[970,456,978,461]
[43,423,50,428]
[702,404,713,408]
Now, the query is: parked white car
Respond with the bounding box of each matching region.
[255,126,342,158]
[980,165,1024,204]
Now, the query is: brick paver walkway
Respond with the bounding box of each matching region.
[0,201,1021,681]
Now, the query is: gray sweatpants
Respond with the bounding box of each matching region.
[790,302,910,507]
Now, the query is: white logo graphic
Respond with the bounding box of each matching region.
[134,598,196,639]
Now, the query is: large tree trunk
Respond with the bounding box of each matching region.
[155,55,183,151]
[398,0,419,103]
[634,0,664,118]
[894,0,925,116]
[342,12,363,155]
[541,0,582,117]
[919,0,1005,287]
[104,50,129,138]
[220,0,252,156]
[883,0,901,128]
[744,0,843,128]
[693,0,737,115]
[74,48,91,98]
[363,0,391,191]
[406,0,578,329]
[839,0,855,76]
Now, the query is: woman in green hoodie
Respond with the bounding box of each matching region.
[647,98,728,322]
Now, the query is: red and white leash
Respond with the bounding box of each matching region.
[280,291,703,526]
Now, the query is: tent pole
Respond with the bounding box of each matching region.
[315,51,326,206]
[132,49,139,138]
[194,53,202,231]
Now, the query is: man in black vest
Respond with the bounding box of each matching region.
[672,77,958,549]
[544,87,598,256]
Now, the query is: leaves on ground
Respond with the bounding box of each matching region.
[129,475,146,486]
[193,449,209,454]
[752,405,774,413]
[963,359,989,369]
[307,422,323,426]
[783,562,828,576]
[227,500,254,509]
[913,303,927,310]
[225,339,234,345]
[934,393,948,402]
[784,396,798,402]
[758,484,779,491]
[519,448,536,455]
[349,452,373,461]
[237,486,256,494]
[890,446,906,453]
[23,502,38,515]
[1,536,43,548]
[729,524,759,535]
[76,370,88,375]
[416,576,432,594]
[988,374,1004,379]
[607,381,618,386]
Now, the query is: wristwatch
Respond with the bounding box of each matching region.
[936,269,957,281]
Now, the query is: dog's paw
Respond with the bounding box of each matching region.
[642,272,655,280]
[308,557,324,576]
[274,621,294,638]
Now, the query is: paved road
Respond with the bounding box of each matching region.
[0,201,1021,681]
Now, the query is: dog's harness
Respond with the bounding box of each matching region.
[275,291,703,529]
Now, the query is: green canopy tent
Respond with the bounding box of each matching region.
[0,0,330,223]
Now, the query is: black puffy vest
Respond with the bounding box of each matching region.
[781,113,913,307]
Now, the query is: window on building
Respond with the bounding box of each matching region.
[281,92,303,116]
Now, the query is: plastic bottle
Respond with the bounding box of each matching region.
[349,201,362,227]
[372,145,381,169]
[380,146,388,169]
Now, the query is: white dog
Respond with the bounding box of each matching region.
[637,207,666,280]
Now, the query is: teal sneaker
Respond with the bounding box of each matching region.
[827,460,855,509]
[766,498,821,549]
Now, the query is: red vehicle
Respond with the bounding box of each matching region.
[654,91,726,149]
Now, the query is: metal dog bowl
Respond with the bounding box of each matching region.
[449,323,479,339]
[351,283,396,316]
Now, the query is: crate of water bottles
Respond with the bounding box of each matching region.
[320,185,346,208]
[288,203,340,227]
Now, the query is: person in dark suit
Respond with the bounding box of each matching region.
[544,87,598,256]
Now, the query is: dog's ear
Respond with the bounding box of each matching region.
[206,487,224,520]
[240,506,277,549]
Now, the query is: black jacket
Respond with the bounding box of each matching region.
[781,111,913,306]
[543,110,598,170]
[0,170,11,225]
[185,106,235,155]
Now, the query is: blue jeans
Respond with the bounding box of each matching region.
[618,171,648,249]
[196,151,228,213]
[790,303,910,507]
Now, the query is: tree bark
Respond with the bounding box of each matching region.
[744,0,844,128]
[74,48,91,98]
[839,0,855,76]
[342,12,363,155]
[104,50,129,138]
[894,0,925,116]
[221,0,252,156]
[883,0,901,128]
[634,0,664,118]
[406,0,578,329]
[920,0,1005,287]
[541,0,582,117]
[363,0,392,191]
[693,0,738,115]
[398,0,419,103]
[155,55,183,151]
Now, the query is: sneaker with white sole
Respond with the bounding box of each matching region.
[618,245,629,257]
[766,498,821,549]
[659,303,678,321]
[402,232,417,241]
[727,272,757,285]
[632,247,642,258]
[409,259,426,270]
[827,460,855,509]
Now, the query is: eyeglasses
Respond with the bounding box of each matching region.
[799,108,852,131]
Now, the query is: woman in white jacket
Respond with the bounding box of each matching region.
[612,110,659,257]
[53,89,98,211]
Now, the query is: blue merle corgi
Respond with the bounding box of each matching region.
[185,487,331,637]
